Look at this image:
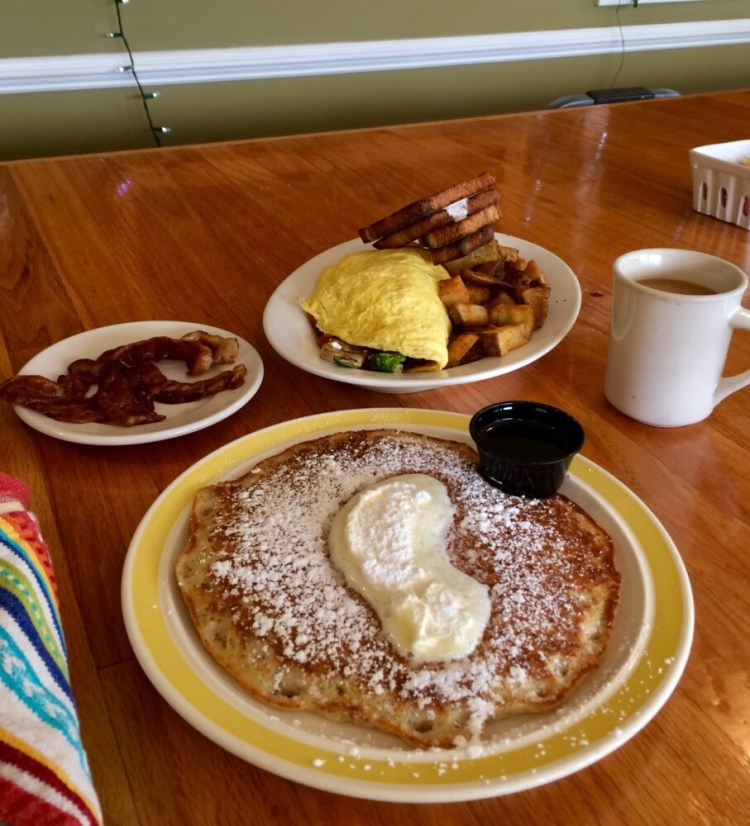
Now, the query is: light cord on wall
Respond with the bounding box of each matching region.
[609,0,629,89]
[110,0,170,147]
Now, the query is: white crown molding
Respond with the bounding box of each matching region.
[1,20,749,95]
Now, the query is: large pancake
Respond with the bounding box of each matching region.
[175,430,620,749]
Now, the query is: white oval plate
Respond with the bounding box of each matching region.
[263,236,581,393]
[9,321,263,445]
[122,408,693,803]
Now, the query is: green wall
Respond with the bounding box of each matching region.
[1,0,749,161]
[4,0,750,54]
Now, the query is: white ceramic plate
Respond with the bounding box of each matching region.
[263,236,581,393]
[9,321,263,446]
[122,408,693,803]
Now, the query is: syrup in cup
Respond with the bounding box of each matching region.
[469,401,584,498]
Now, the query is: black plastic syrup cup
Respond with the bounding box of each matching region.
[469,401,585,498]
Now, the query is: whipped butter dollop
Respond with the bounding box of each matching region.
[329,474,491,663]
[445,197,469,221]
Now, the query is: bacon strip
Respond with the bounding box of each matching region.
[150,364,247,403]
[95,364,164,426]
[0,330,247,427]
[1,396,105,424]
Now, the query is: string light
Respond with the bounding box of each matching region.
[110,0,167,147]
[610,1,629,89]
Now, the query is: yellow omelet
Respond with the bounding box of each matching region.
[301,248,452,369]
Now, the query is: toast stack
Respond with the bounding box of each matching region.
[358,172,502,265]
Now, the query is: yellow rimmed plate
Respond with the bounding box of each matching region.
[121,408,693,802]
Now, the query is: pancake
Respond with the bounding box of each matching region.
[175,430,620,749]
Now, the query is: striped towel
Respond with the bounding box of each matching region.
[0,474,102,826]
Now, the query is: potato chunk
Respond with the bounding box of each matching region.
[448,303,489,327]
[447,332,482,367]
[438,275,472,306]
[480,324,532,357]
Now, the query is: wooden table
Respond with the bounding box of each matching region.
[1,88,749,825]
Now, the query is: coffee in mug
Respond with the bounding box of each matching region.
[604,248,750,427]
[634,277,718,296]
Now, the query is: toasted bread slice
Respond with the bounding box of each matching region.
[429,224,496,265]
[358,172,496,242]
[423,204,500,249]
[373,189,499,249]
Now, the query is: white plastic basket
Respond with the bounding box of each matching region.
[689,139,750,230]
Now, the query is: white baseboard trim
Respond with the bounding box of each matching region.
[1,20,749,95]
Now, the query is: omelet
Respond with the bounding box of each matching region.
[301,248,452,369]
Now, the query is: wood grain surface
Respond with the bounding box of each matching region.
[1,88,749,826]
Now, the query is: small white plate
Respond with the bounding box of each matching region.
[263,235,581,393]
[122,408,693,802]
[9,321,263,445]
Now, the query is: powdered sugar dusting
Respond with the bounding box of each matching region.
[196,430,618,742]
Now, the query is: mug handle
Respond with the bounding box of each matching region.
[715,306,750,404]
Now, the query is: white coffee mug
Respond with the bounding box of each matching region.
[604,248,750,427]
